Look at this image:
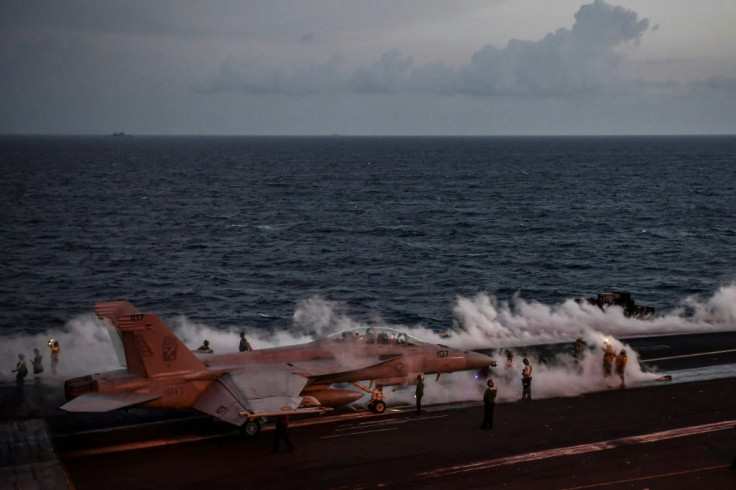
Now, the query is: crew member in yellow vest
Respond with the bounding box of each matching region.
[615,349,628,388]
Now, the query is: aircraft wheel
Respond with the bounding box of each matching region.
[366,401,375,412]
[373,400,386,413]
[241,420,261,438]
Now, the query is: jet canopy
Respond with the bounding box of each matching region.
[327,327,425,346]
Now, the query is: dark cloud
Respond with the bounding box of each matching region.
[0,1,253,41]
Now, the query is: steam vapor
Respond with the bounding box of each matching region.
[2,284,734,405]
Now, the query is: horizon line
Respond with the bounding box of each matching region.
[2,133,736,138]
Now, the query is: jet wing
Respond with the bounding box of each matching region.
[60,392,161,412]
[193,364,308,426]
[297,355,405,384]
[283,355,403,378]
[193,356,403,425]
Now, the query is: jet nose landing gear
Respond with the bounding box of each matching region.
[352,381,388,413]
[367,399,386,413]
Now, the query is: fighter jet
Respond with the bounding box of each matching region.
[62,301,495,436]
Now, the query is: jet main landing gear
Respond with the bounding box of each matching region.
[240,416,269,437]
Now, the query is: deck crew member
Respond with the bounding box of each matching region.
[12,353,28,389]
[616,349,628,388]
[504,351,515,384]
[272,415,293,453]
[602,342,615,377]
[48,339,60,374]
[32,348,43,378]
[521,358,533,401]
[197,340,213,353]
[415,374,425,412]
[480,379,497,429]
[239,332,252,352]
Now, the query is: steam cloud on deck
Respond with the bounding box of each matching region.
[2,283,735,405]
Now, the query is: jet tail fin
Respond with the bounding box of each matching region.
[95,301,138,367]
[94,301,206,378]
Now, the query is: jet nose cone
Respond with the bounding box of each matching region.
[465,350,495,370]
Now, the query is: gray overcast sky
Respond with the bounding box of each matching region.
[1,0,735,135]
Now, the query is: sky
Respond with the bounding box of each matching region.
[1,0,735,136]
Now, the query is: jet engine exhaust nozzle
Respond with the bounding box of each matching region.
[64,375,99,401]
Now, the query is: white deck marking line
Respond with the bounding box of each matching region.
[59,413,448,457]
[321,428,398,439]
[633,345,670,351]
[643,348,736,362]
[52,416,212,439]
[415,419,736,479]
[561,464,730,490]
[60,431,233,459]
[334,414,447,431]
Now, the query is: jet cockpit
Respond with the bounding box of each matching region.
[327,326,425,346]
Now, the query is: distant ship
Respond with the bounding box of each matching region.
[111,132,127,137]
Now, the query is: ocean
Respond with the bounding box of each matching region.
[1,135,735,356]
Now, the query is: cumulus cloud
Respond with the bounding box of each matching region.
[1,1,734,135]
[348,48,414,94]
[458,0,649,96]
[194,54,345,95]
[200,0,652,98]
